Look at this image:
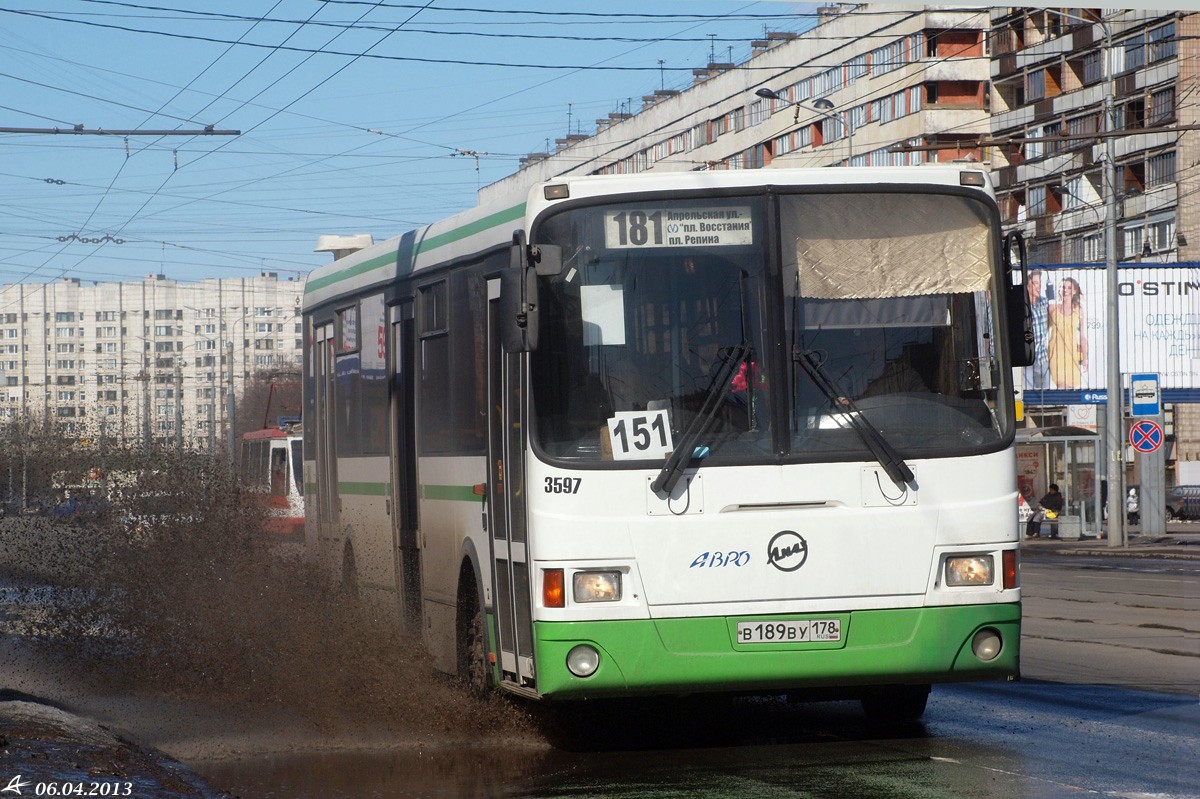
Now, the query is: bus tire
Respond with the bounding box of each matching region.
[341,539,359,598]
[457,574,492,695]
[861,683,930,723]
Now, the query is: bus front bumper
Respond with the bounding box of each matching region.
[529,603,1020,700]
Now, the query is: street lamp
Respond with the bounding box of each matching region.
[755,87,854,163]
[1038,9,1122,548]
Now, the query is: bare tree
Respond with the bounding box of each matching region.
[238,357,301,437]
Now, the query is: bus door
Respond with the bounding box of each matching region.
[389,301,421,631]
[487,281,536,690]
[313,322,339,534]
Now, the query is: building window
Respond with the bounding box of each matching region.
[1147,151,1176,187]
[1066,113,1098,147]
[870,38,906,76]
[1082,51,1102,84]
[1043,121,1063,155]
[1148,86,1175,125]
[1028,185,1047,217]
[847,53,868,81]
[1146,215,1176,253]
[1121,225,1144,259]
[1117,34,1145,73]
[1025,69,1046,102]
[1147,23,1176,63]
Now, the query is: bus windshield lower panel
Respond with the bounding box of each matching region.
[531,191,1009,467]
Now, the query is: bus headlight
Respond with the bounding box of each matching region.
[572,570,622,603]
[945,555,994,587]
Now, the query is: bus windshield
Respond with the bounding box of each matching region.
[531,190,1008,466]
[533,197,772,463]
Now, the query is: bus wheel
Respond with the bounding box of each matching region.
[861,684,930,723]
[341,540,359,598]
[458,590,492,695]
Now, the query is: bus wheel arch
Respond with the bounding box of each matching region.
[456,554,493,694]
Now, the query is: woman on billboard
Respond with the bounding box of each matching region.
[1048,276,1087,389]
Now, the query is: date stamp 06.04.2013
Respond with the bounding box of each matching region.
[3,776,134,797]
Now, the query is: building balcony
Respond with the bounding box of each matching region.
[920,108,989,135]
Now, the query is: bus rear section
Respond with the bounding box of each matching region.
[241,425,305,539]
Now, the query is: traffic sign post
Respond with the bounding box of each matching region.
[1129,416,1167,540]
[1129,419,1163,454]
[1130,373,1160,417]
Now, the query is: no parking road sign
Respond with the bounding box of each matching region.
[1129,419,1164,454]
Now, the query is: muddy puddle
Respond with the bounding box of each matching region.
[0,465,545,792]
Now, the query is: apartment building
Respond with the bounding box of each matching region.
[481,4,992,201]
[0,273,304,450]
[989,8,1192,264]
[988,8,1200,462]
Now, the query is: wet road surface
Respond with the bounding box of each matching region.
[4,516,1197,799]
[193,680,1199,799]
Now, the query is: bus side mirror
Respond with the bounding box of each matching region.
[1004,231,1034,368]
[532,244,562,276]
[502,231,539,353]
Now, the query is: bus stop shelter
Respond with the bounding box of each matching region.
[1016,426,1104,538]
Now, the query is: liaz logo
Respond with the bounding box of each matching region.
[767,531,808,572]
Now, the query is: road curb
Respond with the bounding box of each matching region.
[1020,540,1200,560]
[0,692,227,798]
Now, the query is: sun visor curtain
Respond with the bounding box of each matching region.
[794,193,992,300]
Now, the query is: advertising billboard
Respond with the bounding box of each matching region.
[1022,264,1200,405]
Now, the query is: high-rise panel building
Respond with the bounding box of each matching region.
[0,273,304,449]
[481,4,991,201]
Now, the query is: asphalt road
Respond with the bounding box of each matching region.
[193,681,1198,799]
[1018,553,1199,693]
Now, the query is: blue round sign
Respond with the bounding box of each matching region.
[1129,420,1163,454]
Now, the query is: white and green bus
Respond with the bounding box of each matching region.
[302,167,1032,720]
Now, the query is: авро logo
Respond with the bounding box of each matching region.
[767,530,808,572]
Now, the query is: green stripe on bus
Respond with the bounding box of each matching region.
[305,250,399,294]
[422,484,482,502]
[338,481,389,496]
[304,202,525,296]
[414,203,525,257]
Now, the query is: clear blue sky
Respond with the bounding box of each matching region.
[0,0,829,284]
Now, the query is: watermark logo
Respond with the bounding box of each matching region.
[3,775,31,795]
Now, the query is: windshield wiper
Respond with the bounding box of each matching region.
[794,347,915,489]
[651,340,751,496]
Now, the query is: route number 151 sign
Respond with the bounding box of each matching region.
[607,409,674,460]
